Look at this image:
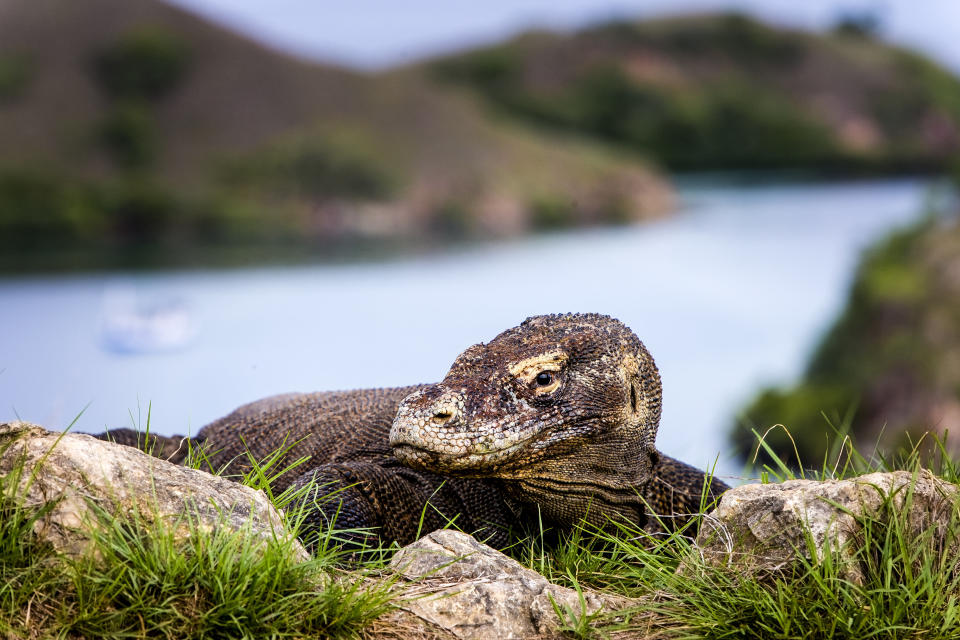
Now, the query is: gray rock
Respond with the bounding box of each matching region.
[695,470,959,581]
[388,529,627,639]
[0,421,307,560]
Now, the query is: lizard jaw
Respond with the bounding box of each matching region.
[390,436,537,475]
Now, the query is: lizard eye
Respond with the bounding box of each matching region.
[535,372,554,386]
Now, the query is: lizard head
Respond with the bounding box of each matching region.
[390,314,662,519]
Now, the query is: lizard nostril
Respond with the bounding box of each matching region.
[432,408,457,424]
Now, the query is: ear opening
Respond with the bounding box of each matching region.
[630,381,639,414]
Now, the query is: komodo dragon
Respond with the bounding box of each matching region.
[97,314,729,547]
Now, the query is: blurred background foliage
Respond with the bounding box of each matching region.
[430,13,960,173]
[734,209,960,468]
[0,0,676,269]
[1,1,958,271]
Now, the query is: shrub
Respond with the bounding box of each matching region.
[98,102,157,169]
[102,180,178,242]
[222,139,396,201]
[530,195,576,230]
[0,54,31,101]
[656,12,805,65]
[92,26,191,102]
[430,46,521,92]
[0,169,103,246]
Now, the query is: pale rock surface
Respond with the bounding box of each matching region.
[0,421,307,560]
[387,529,628,639]
[695,470,959,581]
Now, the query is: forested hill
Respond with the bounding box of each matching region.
[732,209,960,467]
[2,2,960,270]
[0,0,670,269]
[425,13,960,173]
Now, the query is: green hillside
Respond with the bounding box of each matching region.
[0,0,670,270]
[732,205,960,467]
[4,3,960,271]
[427,13,960,173]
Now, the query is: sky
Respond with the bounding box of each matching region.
[164,0,960,74]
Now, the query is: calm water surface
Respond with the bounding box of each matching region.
[0,179,942,481]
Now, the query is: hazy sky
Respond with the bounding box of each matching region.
[164,0,960,73]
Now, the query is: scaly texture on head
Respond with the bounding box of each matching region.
[390,313,664,528]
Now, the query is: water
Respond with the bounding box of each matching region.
[0,179,940,481]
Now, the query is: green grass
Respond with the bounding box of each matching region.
[0,425,395,639]
[3,415,960,638]
[61,509,393,639]
[506,432,960,639]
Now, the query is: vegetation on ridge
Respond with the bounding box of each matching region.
[732,191,960,468]
[429,12,960,174]
[3,2,960,270]
[0,0,669,272]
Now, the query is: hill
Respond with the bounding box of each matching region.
[0,0,670,270]
[426,13,960,173]
[4,4,960,271]
[732,204,960,466]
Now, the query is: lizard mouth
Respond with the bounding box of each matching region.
[390,436,537,475]
[513,476,643,503]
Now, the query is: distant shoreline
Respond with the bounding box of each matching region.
[2,174,950,277]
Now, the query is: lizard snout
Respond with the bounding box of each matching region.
[390,387,468,451]
[391,383,548,473]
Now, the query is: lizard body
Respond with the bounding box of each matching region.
[100,314,728,547]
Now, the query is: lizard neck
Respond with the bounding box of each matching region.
[496,449,659,531]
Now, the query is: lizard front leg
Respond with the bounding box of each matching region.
[284,460,513,549]
[640,452,729,535]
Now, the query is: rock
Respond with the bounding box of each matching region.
[387,529,627,639]
[695,470,959,581]
[0,421,307,560]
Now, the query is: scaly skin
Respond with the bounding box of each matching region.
[98,314,728,547]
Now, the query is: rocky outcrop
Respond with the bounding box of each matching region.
[0,421,306,559]
[385,529,630,640]
[695,470,960,581]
